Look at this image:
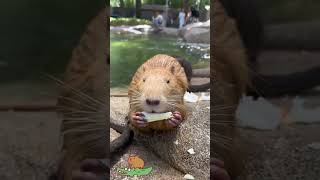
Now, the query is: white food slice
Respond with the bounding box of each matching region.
[142,112,173,122]
[183,174,195,179]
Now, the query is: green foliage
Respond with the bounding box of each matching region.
[110,33,209,87]
[110,17,152,26]
[110,0,119,7]
[110,0,210,9]
[142,0,166,6]
[110,0,135,7]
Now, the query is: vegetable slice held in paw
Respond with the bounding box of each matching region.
[142,112,173,122]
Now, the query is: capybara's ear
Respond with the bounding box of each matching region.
[170,66,175,75]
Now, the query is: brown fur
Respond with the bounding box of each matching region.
[212,0,249,179]
[55,7,108,180]
[128,54,188,133]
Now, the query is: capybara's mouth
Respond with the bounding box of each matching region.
[147,109,167,113]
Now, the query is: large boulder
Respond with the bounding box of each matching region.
[110,25,152,35]
[179,20,210,44]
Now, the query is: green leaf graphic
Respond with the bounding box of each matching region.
[117,167,153,176]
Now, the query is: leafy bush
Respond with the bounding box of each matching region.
[110,17,152,26]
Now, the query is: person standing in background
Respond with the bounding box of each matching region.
[152,11,164,32]
[190,6,200,23]
[178,8,186,29]
[185,6,200,25]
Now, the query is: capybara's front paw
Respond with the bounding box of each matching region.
[130,112,147,127]
[211,158,230,180]
[167,111,183,127]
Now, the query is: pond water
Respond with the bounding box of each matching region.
[110,32,210,88]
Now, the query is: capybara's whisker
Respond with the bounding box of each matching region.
[48,75,106,107]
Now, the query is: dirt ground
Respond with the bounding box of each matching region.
[0,50,320,179]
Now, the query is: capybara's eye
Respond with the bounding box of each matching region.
[167,80,170,84]
[143,78,146,82]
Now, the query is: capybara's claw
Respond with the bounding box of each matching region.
[167,111,183,127]
[131,112,147,127]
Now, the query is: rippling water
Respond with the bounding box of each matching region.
[110,32,210,87]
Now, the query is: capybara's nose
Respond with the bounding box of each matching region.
[146,99,160,106]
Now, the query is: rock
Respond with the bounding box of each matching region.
[110,128,121,142]
[110,25,152,35]
[110,97,210,179]
[133,25,152,32]
[236,96,281,130]
[179,21,210,44]
[135,102,210,179]
[110,97,129,129]
[160,27,179,36]
[110,25,178,36]
[307,142,320,150]
[286,97,320,124]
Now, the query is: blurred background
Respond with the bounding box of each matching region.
[110,0,210,91]
[0,1,104,179]
[234,0,320,179]
[0,0,319,179]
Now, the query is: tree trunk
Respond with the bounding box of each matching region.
[183,0,189,12]
[136,0,141,18]
[119,0,125,8]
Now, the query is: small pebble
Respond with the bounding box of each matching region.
[187,148,195,154]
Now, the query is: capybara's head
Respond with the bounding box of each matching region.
[129,54,188,113]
